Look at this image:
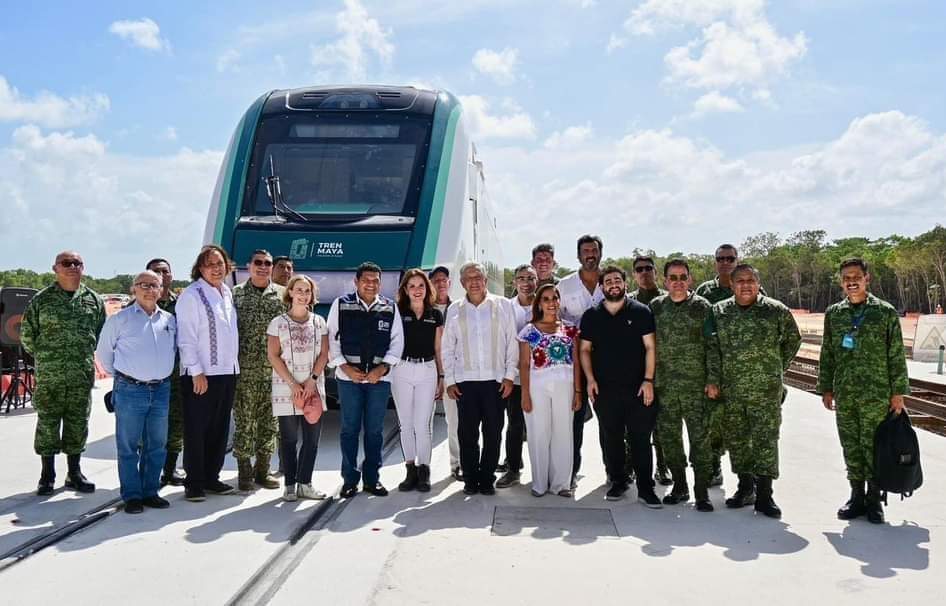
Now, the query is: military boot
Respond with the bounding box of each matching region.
[254,456,280,489]
[237,458,255,491]
[160,451,186,487]
[37,455,55,496]
[654,443,673,486]
[837,480,867,520]
[694,480,714,512]
[398,463,419,492]
[865,482,885,524]
[662,468,690,505]
[753,476,781,518]
[64,454,95,493]
[725,473,755,508]
[416,464,431,493]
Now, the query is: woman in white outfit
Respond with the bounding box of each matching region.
[518,283,582,497]
[391,269,444,492]
[266,275,329,502]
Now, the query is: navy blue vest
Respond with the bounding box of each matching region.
[337,292,395,372]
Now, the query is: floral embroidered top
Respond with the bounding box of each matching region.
[517,322,579,379]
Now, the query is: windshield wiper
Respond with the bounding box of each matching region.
[264,155,309,223]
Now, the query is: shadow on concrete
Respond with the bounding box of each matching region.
[824,520,930,578]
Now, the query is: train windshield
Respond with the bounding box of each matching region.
[246,114,431,218]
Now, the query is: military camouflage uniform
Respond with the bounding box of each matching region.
[816,294,910,481]
[21,283,105,455]
[629,287,666,306]
[650,292,713,483]
[232,281,286,460]
[706,295,800,479]
[696,277,735,467]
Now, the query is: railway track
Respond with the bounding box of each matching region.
[788,354,946,435]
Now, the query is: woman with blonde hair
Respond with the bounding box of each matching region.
[391,268,444,492]
[266,275,329,501]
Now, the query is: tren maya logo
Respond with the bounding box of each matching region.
[289,238,344,260]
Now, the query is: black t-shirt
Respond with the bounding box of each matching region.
[401,307,444,359]
[579,296,655,387]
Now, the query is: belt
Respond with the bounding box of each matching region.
[114,370,170,386]
[402,356,435,363]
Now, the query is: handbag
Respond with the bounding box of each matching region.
[286,314,324,424]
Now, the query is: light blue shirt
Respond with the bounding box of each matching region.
[96,302,177,381]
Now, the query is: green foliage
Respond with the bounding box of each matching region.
[0,269,188,295]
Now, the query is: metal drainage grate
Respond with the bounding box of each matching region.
[491,506,619,539]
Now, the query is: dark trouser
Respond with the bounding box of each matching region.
[573,392,589,477]
[595,384,657,489]
[457,380,505,489]
[181,374,236,490]
[278,415,322,486]
[337,380,390,487]
[504,385,525,471]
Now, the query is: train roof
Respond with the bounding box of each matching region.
[261,85,443,117]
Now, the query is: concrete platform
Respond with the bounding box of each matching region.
[0,383,943,605]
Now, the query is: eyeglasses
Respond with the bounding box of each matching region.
[716,256,737,263]
[634,265,654,273]
[59,260,84,268]
[135,283,161,290]
[252,259,274,267]
[667,274,689,282]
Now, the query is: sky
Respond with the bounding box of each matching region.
[0,0,944,276]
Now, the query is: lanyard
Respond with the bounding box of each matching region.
[850,306,868,333]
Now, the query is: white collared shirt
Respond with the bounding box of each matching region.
[558,271,604,325]
[326,293,404,383]
[96,302,177,381]
[441,293,519,386]
[176,278,240,377]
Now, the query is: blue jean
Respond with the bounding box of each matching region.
[337,380,390,487]
[113,377,169,501]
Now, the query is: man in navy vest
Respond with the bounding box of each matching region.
[327,262,404,498]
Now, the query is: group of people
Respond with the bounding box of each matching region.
[20,235,909,524]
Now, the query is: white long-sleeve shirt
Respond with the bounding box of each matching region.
[441,293,519,387]
[558,271,604,325]
[326,294,404,383]
[176,278,240,377]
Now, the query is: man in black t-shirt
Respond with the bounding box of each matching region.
[579,265,662,507]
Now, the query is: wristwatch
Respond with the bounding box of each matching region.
[642,377,654,383]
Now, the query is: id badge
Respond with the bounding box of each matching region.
[841,333,856,350]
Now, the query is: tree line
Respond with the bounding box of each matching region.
[503,225,946,313]
[0,269,189,296]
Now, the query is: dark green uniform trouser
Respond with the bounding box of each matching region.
[722,398,782,479]
[835,399,888,482]
[232,375,278,460]
[656,394,712,481]
[33,378,93,456]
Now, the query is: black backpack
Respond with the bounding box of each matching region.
[873,410,923,498]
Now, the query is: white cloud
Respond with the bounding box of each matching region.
[472,47,520,85]
[459,95,536,140]
[544,123,593,149]
[691,90,744,116]
[108,18,171,53]
[159,127,178,141]
[0,125,222,274]
[216,49,241,73]
[606,34,626,54]
[0,75,109,128]
[311,0,394,82]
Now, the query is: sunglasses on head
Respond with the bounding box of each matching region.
[634,265,654,273]
[252,259,273,267]
[59,260,83,268]
[667,274,689,282]
[716,255,737,263]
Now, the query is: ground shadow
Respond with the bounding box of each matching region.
[824,520,930,578]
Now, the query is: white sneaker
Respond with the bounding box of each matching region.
[283,485,298,502]
[297,483,327,500]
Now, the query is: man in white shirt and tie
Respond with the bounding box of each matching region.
[176,245,241,502]
[442,262,519,495]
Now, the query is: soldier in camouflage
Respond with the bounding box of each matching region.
[706,264,801,519]
[21,251,106,496]
[145,258,186,486]
[817,257,909,524]
[650,259,715,511]
[232,250,287,490]
[628,255,671,486]
[695,243,741,488]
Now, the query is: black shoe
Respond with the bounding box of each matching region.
[725,474,756,509]
[496,461,509,473]
[866,483,885,524]
[364,482,389,497]
[837,480,867,520]
[753,476,781,519]
[495,471,520,488]
[416,465,431,493]
[662,482,690,505]
[638,489,663,509]
[205,480,235,495]
[142,495,170,509]
[606,483,628,501]
[694,482,714,512]
[37,479,55,496]
[463,483,478,495]
[451,467,464,482]
[696,499,715,512]
[340,484,359,498]
[124,499,144,514]
[184,487,206,502]
[64,472,95,493]
[398,464,418,492]
[161,468,186,487]
[655,466,673,486]
[479,485,496,496]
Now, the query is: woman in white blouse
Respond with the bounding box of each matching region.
[266,275,329,501]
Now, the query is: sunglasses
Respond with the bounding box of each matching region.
[634,265,655,273]
[667,274,689,282]
[59,260,84,268]
[135,282,161,290]
[252,259,274,267]
[716,256,737,263]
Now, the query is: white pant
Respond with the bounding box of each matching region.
[442,393,460,469]
[525,376,574,494]
[391,360,438,465]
